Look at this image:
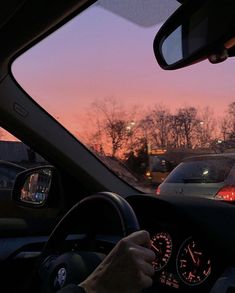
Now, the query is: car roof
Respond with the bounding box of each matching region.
[184,153,235,161]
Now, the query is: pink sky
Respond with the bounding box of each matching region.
[12,5,235,138]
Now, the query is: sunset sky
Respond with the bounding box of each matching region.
[12,3,235,140]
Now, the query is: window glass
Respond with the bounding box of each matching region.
[0,128,47,190]
[11,1,235,193]
[165,158,234,184]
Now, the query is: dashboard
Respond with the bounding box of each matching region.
[150,231,211,291]
[126,194,235,292]
[3,193,235,293]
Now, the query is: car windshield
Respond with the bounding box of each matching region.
[11,1,235,194]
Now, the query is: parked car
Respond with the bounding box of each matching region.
[157,154,235,201]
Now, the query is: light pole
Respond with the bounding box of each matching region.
[126,121,135,152]
[199,121,204,148]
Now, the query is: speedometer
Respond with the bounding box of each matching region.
[176,237,211,286]
[151,232,172,271]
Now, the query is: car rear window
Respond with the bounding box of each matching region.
[164,157,235,183]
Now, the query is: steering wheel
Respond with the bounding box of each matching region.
[36,192,140,293]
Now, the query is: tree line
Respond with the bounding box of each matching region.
[81,98,235,161]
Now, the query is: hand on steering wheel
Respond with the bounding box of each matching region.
[33,192,154,293]
[80,230,155,293]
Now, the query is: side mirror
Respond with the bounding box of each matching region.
[153,0,235,70]
[12,166,54,207]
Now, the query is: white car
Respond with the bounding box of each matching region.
[157,154,235,201]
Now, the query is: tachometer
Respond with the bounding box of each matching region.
[151,232,172,271]
[176,237,211,286]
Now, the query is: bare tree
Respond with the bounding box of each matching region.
[83,100,224,158]
[139,106,202,150]
[170,114,184,148]
[220,117,232,141]
[86,97,133,157]
[151,105,172,148]
[138,115,154,151]
[225,102,235,139]
[106,119,128,157]
[196,106,217,148]
[174,107,199,148]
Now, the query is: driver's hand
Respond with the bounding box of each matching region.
[80,230,155,293]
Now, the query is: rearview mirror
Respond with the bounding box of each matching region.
[154,0,235,70]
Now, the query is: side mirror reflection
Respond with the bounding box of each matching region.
[20,169,52,205]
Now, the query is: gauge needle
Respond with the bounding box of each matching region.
[152,243,160,253]
[188,245,196,264]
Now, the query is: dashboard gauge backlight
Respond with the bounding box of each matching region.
[151,232,172,271]
[159,271,180,289]
[176,237,211,286]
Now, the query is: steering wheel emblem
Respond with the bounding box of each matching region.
[54,267,67,289]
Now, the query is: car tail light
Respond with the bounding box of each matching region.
[156,187,160,196]
[215,186,235,201]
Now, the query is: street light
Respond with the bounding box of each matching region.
[126,121,135,133]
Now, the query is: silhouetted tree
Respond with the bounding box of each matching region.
[86,97,137,157]
[151,106,172,148]
[196,106,217,148]
[175,107,199,148]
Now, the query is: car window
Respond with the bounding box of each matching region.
[0,166,22,189]
[11,1,235,193]
[164,158,235,184]
[0,127,55,225]
[0,128,47,190]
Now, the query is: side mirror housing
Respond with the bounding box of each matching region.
[12,166,55,207]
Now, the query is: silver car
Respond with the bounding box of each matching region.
[157,153,235,202]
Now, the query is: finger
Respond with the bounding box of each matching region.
[140,261,155,277]
[130,245,156,262]
[126,230,151,247]
[138,272,153,289]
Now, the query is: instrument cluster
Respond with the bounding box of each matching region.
[151,232,212,290]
